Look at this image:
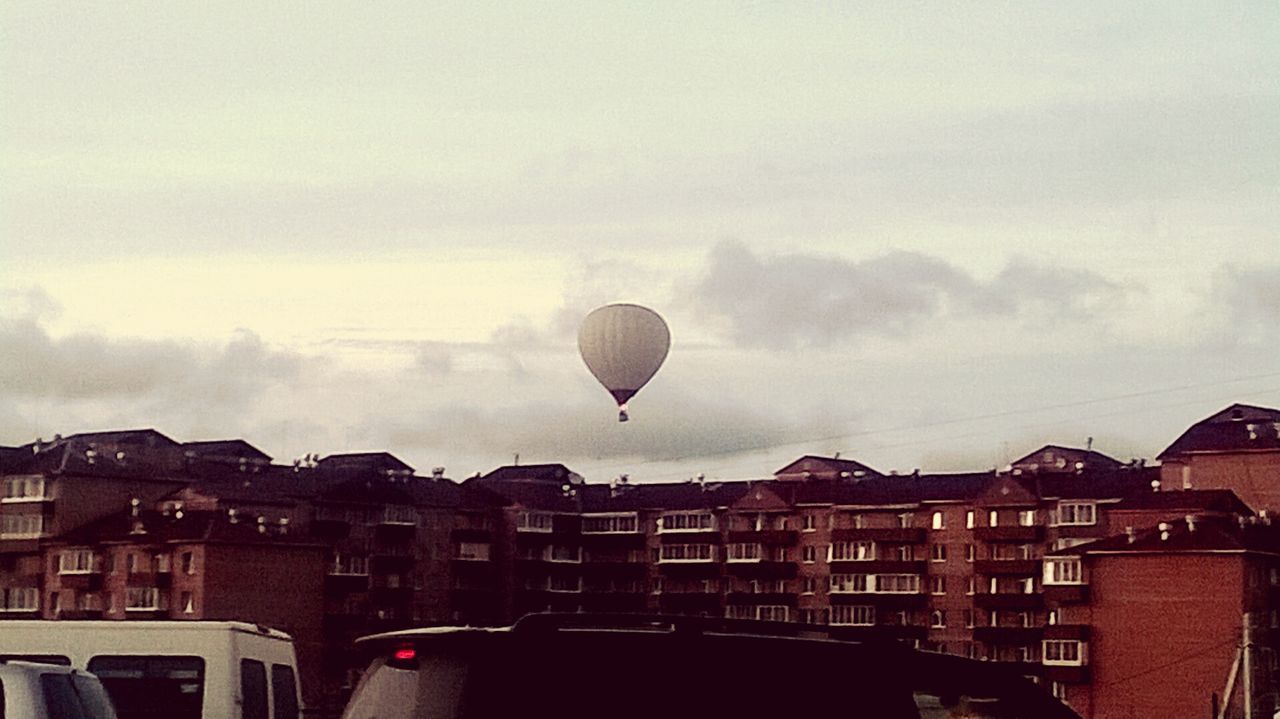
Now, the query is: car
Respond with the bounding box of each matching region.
[0,659,119,719]
[340,613,1080,719]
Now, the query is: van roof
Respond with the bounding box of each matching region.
[0,620,293,641]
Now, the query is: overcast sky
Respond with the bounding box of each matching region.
[2,2,1278,482]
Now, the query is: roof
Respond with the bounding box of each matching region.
[54,508,320,547]
[1009,445,1123,473]
[181,440,272,463]
[316,452,415,474]
[1058,516,1280,556]
[773,456,883,480]
[1158,403,1280,459]
[480,464,583,484]
[1114,488,1254,516]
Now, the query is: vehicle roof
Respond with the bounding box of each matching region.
[0,660,82,675]
[0,620,293,641]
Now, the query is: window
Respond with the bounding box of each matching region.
[802,515,816,531]
[2,477,48,501]
[549,576,582,593]
[454,543,491,561]
[1047,608,1061,625]
[581,514,638,533]
[829,574,869,593]
[658,544,715,562]
[0,587,38,611]
[756,606,788,622]
[965,510,975,529]
[181,592,194,614]
[967,577,975,595]
[241,659,269,719]
[889,544,912,561]
[1021,577,1036,594]
[516,511,554,532]
[876,574,920,594]
[660,512,715,532]
[930,544,947,562]
[125,588,161,611]
[1043,640,1085,665]
[331,554,370,575]
[727,543,763,562]
[153,553,171,574]
[930,610,946,628]
[1020,611,1034,628]
[1019,510,1036,526]
[802,546,818,563]
[1051,682,1066,700]
[1044,558,1084,585]
[931,511,944,530]
[988,510,999,527]
[831,605,875,626]
[930,576,946,595]
[772,547,788,562]
[965,544,975,562]
[830,541,874,561]
[802,577,817,594]
[0,513,43,538]
[1053,502,1097,526]
[898,513,913,528]
[989,577,999,593]
[1018,544,1036,560]
[58,549,97,574]
[181,552,195,575]
[126,553,139,574]
[964,609,974,628]
[272,664,300,719]
[547,545,581,563]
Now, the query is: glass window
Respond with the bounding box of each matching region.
[241,659,268,719]
[931,512,944,530]
[88,655,205,719]
[272,664,300,719]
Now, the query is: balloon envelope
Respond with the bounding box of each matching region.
[578,304,670,416]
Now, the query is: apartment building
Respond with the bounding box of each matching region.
[6,403,1280,718]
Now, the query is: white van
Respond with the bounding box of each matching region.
[0,620,302,719]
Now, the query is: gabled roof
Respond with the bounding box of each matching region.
[182,440,272,463]
[66,429,182,449]
[1056,516,1280,556]
[578,480,753,512]
[774,455,882,480]
[1114,488,1254,516]
[480,464,583,484]
[55,508,320,547]
[1009,445,1123,473]
[316,452,414,474]
[1158,403,1280,459]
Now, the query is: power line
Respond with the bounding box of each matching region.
[580,373,1280,480]
[1094,636,1240,689]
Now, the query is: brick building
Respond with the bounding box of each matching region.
[6,403,1280,717]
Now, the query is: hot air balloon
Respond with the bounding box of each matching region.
[578,303,670,422]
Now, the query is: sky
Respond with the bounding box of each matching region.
[2,2,1278,483]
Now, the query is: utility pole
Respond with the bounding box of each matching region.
[1244,612,1254,719]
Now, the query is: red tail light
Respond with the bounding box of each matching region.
[393,646,417,661]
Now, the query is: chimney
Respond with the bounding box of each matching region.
[278,517,290,535]
[257,516,267,534]
[1125,526,1137,543]
[129,498,140,518]
[1185,514,1197,532]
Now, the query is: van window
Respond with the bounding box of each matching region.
[41,674,84,718]
[0,654,71,665]
[271,664,300,719]
[241,659,268,719]
[87,656,204,719]
[70,674,119,719]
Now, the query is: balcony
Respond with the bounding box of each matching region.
[973,593,1044,610]
[1041,664,1091,684]
[580,560,648,578]
[1044,624,1091,641]
[658,562,721,579]
[658,592,722,613]
[725,561,797,580]
[974,626,1044,645]
[450,527,493,543]
[829,592,928,609]
[1043,584,1090,604]
[828,559,925,574]
[310,510,352,540]
[973,559,1040,576]
[974,526,1044,543]
[726,530,799,546]
[579,532,647,549]
[830,527,926,543]
[725,592,796,607]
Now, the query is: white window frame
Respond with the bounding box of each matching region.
[515,511,554,533]
[1043,640,1086,666]
[829,573,870,594]
[930,610,946,628]
[875,574,921,594]
[1019,510,1037,527]
[931,511,945,530]
[0,513,44,538]
[0,587,39,612]
[58,549,97,575]
[581,513,639,534]
[1052,502,1097,527]
[931,576,946,595]
[829,541,875,562]
[659,512,716,533]
[658,544,716,563]
[2,477,49,503]
[1043,558,1084,585]
[727,543,763,563]
[454,543,491,561]
[125,587,161,611]
[330,553,370,575]
[931,544,947,562]
[831,605,875,626]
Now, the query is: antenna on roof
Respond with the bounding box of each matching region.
[1086,436,1094,452]
[514,453,520,466]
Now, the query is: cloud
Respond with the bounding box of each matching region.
[0,311,301,404]
[1210,265,1280,344]
[688,240,1123,349]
